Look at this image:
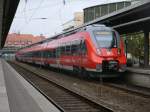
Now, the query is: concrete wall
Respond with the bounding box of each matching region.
[125,68,150,88]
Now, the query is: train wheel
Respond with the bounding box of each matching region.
[76,67,87,79]
[44,63,49,68]
[81,67,87,78]
[73,66,78,75]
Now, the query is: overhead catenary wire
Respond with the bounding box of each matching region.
[28,0,45,23]
[17,0,45,32]
[15,0,64,33]
[16,0,80,14]
[13,0,29,33]
[13,0,82,34]
[24,0,28,23]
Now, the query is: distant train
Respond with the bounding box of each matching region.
[15,24,126,77]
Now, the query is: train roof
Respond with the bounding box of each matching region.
[18,24,113,51]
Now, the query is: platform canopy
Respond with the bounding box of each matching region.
[85,0,150,34]
[83,0,150,67]
[0,0,20,48]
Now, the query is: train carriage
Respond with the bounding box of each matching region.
[16,24,126,78]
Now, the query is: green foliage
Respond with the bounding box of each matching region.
[126,33,144,58]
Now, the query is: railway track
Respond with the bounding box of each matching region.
[103,82,150,98]
[9,62,112,112]
[9,61,150,112]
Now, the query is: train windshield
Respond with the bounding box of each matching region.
[93,31,117,48]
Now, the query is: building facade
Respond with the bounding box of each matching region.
[4,33,45,49]
[1,33,46,60]
[62,12,84,31]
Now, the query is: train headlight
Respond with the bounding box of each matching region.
[119,64,126,72]
[96,49,101,55]
[96,64,102,72]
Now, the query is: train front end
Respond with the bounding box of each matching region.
[87,25,126,74]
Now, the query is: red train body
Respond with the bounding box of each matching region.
[16,24,126,77]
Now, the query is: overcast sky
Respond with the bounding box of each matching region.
[9,0,130,37]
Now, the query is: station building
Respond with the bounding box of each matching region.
[63,0,138,31]
[84,0,132,23]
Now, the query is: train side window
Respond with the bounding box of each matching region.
[65,45,71,55]
[30,52,33,57]
[43,51,46,58]
[62,46,65,55]
[40,51,43,58]
[36,52,38,58]
[45,51,49,58]
[41,51,44,58]
[34,52,37,57]
[71,44,78,56]
[46,51,49,58]
[52,50,56,58]
[56,47,61,57]
[43,51,47,58]
[71,40,81,56]
[77,40,82,55]
[33,52,36,58]
[36,52,39,58]
[33,52,35,57]
[60,46,63,55]
[49,51,52,58]
[37,52,41,58]
[40,52,42,58]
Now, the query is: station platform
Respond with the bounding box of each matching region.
[127,67,150,75]
[125,67,150,88]
[0,59,61,112]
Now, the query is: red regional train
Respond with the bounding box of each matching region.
[15,24,126,77]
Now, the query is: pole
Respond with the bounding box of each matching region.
[0,0,4,48]
[144,30,149,67]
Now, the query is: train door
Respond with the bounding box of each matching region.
[40,51,44,65]
[56,47,61,68]
[75,40,82,67]
[80,39,88,68]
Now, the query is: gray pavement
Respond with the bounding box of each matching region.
[0,60,10,112]
[0,59,60,112]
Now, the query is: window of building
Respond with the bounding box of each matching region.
[84,10,88,23]
[117,2,124,10]
[101,5,108,16]
[109,3,117,13]
[88,8,95,22]
[125,2,131,7]
[95,6,100,18]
